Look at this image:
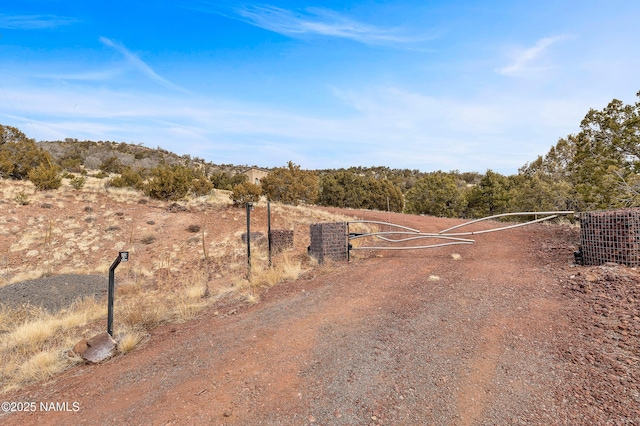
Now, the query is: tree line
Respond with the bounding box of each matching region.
[254,91,640,217]
[1,90,639,217]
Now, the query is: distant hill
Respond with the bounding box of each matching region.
[37,139,253,176]
[36,139,476,193]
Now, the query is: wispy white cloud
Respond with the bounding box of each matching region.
[496,36,566,77]
[99,37,190,93]
[196,4,423,46]
[0,79,590,173]
[0,14,80,30]
[31,69,123,82]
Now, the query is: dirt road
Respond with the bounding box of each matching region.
[0,211,616,424]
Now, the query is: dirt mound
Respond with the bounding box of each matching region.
[0,274,106,313]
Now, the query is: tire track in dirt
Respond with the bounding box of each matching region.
[444,227,569,425]
[158,260,432,424]
[2,211,574,425]
[451,232,520,425]
[455,318,505,426]
[2,254,439,425]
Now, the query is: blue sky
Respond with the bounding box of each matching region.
[1,1,639,174]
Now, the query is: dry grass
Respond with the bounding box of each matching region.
[3,299,103,349]
[0,179,36,203]
[0,304,45,334]
[0,177,362,393]
[12,349,67,385]
[4,270,47,287]
[118,298,165,331]
[140,232,157,245]
[104,186,144,203]
[116,328,147,354]
[0,298,105,393]
[250,253,303,287]
[173,293,207,322]
[170,271,210,322]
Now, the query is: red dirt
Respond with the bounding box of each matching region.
[2,209,639,425]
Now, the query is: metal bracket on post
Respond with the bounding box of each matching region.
[107,251,128,337]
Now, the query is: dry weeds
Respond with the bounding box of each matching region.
[116,328,147,354]
[0,298,105,392]
[0,177,355,394]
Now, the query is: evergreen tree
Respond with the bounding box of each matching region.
[261,161,319,205]
[465,170,510,217]
[404,171,466,217]
[570,93,640,209]
[144,164,193,200]
[0,124,51,180]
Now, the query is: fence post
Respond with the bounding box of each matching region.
[246,202,253,278]
[268,200,272,268]
[107,251,128,337]
[347,222,351,262]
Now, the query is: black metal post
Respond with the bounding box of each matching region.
[267,200,272,268]
[347,222,350,262]
[246,202,252,277]
[107,251,128,336]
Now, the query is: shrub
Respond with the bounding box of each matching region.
[230,182,262,206]
[140,233,156,244]
[190,171,214,196]
[60,157,83,173]
[210,171,247,190]
[70,176,86,190]
[28,164,62,191]
[14,192,29,205]
[144,164,192,201]
[0,124,29,144]
[108,167,144,189]
[260,161,319,205]
[99,156,124,174]
[320,170,404,212]
[0,125,51,180]
[186,224,201,233]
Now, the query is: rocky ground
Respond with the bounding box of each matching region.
[0,274,106,313]
[557,264,640,423]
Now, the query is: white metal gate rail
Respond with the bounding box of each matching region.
[348,211,574,252]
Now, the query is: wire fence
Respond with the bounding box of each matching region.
[578,209,640,266]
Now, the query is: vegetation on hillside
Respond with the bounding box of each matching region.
[230,181,262,206]
[1,89,639,214]
[261,161,320,206]
[0,124,61,190]
[319,170,404,212]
